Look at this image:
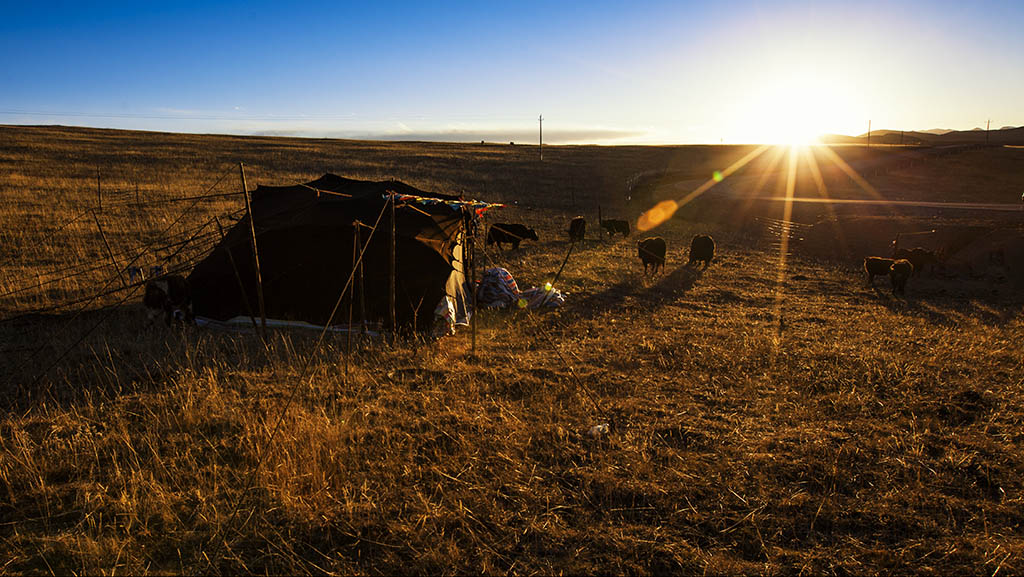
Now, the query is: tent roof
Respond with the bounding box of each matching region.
[188,174,475,328]
[251,173,461,205]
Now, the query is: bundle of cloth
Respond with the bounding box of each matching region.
[476,267,566,310]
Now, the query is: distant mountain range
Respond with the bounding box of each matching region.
[821,125,1024,145]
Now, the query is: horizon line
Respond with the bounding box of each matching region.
[1,121,1021,147]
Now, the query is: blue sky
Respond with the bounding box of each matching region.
[1,0,1022,144]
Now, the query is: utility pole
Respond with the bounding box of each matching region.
[986,119,990,144]
[539,114,543,161]
[867,120,871,147]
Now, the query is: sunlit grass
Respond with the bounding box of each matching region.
[637,144,770,231]
[1,126,1023,575]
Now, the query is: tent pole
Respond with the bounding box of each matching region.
[92,211,128,288]
[357,223,366,334]
[470,209,477,357]
[389,192,396,336]
[215,217,263,340]
[346,221,358,383]
[240,162,267,340]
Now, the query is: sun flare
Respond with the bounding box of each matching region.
[726,66,862,145]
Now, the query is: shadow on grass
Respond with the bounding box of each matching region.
[0,304,286,411]
[871,281,1022,328]
[564,262,707,323]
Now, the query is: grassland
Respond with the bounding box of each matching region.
[1,125,1023,575]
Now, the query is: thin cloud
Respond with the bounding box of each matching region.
[253,126,648,145]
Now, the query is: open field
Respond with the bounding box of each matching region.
[1,125,1023,575]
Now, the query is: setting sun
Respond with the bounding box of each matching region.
[734,81,845,144]
[719,53,867,145]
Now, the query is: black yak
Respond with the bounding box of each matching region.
[890,259,914,295]
[486,223,538,250]
[863,256,895,285]
[637,237,667,275]
[894,247,940,277]
[687,235,715,269]
[143,274,193,325]
[568,217,586,243]
[600,219,630,238]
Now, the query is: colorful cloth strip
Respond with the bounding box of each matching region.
[385,193,505,216]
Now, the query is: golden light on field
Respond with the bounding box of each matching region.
[636,145,770,232]
[772,144,800,344]
[636,200,679,231]
[632,137,898,349]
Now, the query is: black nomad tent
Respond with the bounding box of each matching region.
[188,174,494,332]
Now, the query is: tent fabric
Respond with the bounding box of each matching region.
[188,174,474,331]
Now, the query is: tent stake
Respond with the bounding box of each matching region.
[240,162,267,340]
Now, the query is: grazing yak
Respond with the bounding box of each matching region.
[143,274,193,325]
[890,259,914,295]
[893,247,940,277]
[637,237,667,275]
[687,234,715,269]
[568,217,586,243]
[863,256,895,285]
[600,219,630,238]
[486,223,538,250]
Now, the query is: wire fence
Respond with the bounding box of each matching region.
[0,170,244,320]
[3,178,622,562]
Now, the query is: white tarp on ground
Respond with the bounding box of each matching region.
[194,316,381,336]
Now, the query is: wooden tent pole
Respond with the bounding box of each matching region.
[136,183,143,245]
[214,216,263,340]
[92,211,127,288]
[357,223,367,334]
[346,221,359,382]
[389,192,397,335]
[469,208,477,357]
[240,162,267,340]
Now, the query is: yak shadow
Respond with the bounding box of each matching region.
[870,280,1022,328]
[565,262,706,323]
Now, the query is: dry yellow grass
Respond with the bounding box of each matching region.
[1,125,1023,575]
